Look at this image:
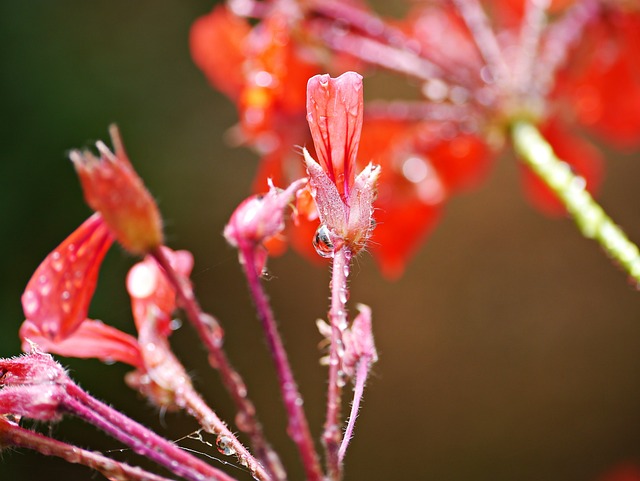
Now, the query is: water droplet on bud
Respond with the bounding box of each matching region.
[313,225,335,258]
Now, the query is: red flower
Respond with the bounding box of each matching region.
[556,9,640,148]
[303,72,380,256]
[192,0,640,278]
[191,4,318,148]
[21,213,113,341]
[70,125,163,255]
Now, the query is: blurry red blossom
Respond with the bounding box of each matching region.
[191,0,640,277]
[303,72,380,256]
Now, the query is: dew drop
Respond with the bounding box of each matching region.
[313,225,335,258]
[127,264,157,298]
[50,251,64,272]
[169,318,182,331]
[339,288,349,305]
[215,435,237,456]
[22,289,40,316]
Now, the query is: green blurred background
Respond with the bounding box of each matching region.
[2,2,640,480]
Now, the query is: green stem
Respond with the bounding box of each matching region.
[511,121,640,284]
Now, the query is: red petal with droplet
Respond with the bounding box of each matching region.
[21,214,114,341]
[19,319,143,369]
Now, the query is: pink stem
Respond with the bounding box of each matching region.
[150,247,284,481]
[338,358,370,463]
[450,0,510,85]
[178,384,273,481]
[0,418,176,481]
[237,242,324,481]
[323,247,351,481]
[63,382,237,481]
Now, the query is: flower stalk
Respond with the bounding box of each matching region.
[323,247,351,481]
[237,241,323,481]
[0,418,177,481]
[512,121,640,285]
[149,246,283,480]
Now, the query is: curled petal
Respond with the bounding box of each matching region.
[19,319,143,369]
[306,72,364,200]
[127,247,194,336]
[70,125,163,255]
[21,214,113,341]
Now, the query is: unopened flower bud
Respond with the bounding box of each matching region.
[70,125,163,255]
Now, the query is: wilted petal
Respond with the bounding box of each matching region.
[21,214,113,341]
[70,125,163,255]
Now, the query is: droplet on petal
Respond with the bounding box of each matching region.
[313,224,335,258]
[21,214,114,341]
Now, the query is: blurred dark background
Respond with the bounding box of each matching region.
[2,2,640,480]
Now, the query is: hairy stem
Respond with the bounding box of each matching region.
[323,247,351,481]
[0,418,176,481]
[63,382,237,481]
[238,243,323,481]
[150,247,284,480]
[338,359,369,463]
[178,384,273,481]
[512,121,640,284]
